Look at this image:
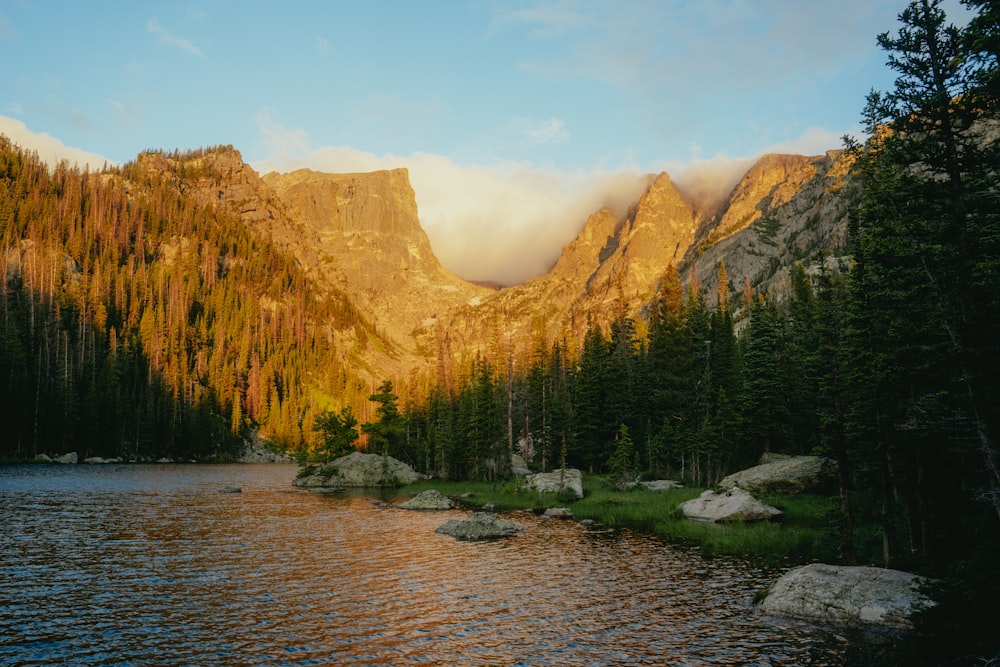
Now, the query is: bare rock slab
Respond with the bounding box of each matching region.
[436,513,523,540]
[719,454,834,494]
[397,489,454,510]
[757,563,935,630]
[679,487,783,523]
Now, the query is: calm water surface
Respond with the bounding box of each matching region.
[1,464,872,665]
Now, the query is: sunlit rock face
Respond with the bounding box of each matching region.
[683,150,857,305]
[145,146,862,391]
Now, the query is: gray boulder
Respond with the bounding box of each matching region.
[757,563,935,630]
[55,452,78,464]
[33,454,53,463]
[719,454,834,494]
[542,507,573,519]
[511,453,532,477]
[436,513,523,540]
[237,435,291,463]
[83,456,121,464]
[397,489,454,510]
[679,487,783,523]
[524,468,583,499]
[293,451,423,489]
[638,480,684,491]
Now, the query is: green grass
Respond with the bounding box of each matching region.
[399,475,841,566]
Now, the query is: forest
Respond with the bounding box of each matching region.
[365,0,999,570]
[0,140,383,462]
[1,0,998,607]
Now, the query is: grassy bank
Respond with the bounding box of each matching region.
[399,476,840,566]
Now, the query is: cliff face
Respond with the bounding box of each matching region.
[262,168,490,374]
[153,146,859,389]
[682,150,857,303]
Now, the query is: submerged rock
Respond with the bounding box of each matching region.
[757,563,935,630]
[435,513,523,540]
[719,454,834,494]
[218,486,242,494]
[523,468,583,499]
[397,489,454,510]
[542,507,573,519]
[679,487,783,523]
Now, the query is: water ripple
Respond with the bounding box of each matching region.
[0,464,862,666]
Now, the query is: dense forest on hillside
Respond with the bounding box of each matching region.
[0,142,378,461]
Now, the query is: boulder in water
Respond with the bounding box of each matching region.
[293,451,424,489]
[55,452,78,464]
[756,563,935,630]
[397,489,454,510]
[436,513,523,540]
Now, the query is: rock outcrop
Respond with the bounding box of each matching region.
[523,468,584,499]
[679,487,783,523]
[757,563,935,630]
[293,452,424,489]
[54,452,77,464]
[262,168,490,369]
[397,489,454,510]
[719,454,834,494]
[436,513,523,540]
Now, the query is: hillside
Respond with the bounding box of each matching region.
[0,136,861,458]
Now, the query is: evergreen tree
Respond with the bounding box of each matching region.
[312,406,359,461]
[362,380,406,459]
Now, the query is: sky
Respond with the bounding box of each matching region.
[0,1,972,285]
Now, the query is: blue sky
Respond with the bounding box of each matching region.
[0,1,972,284]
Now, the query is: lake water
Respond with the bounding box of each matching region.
[0,464,896,666]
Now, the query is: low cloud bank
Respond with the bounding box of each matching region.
[0,116,110,171]
[255,147,652,286]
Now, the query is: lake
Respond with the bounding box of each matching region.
[0,463,895,665]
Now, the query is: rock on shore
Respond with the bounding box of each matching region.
[679,487,783,523]
[523,468,583,499]
[719,454,834,494]
[756,563,935,630]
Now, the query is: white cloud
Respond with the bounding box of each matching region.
[487,2,595,38]
[0,115,112,170]
[147,18,205,59]
[252,118,648,285]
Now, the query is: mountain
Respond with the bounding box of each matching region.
[0,136,863,456]
[180,145,859,381]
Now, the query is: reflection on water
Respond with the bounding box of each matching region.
[1,464,871,665]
